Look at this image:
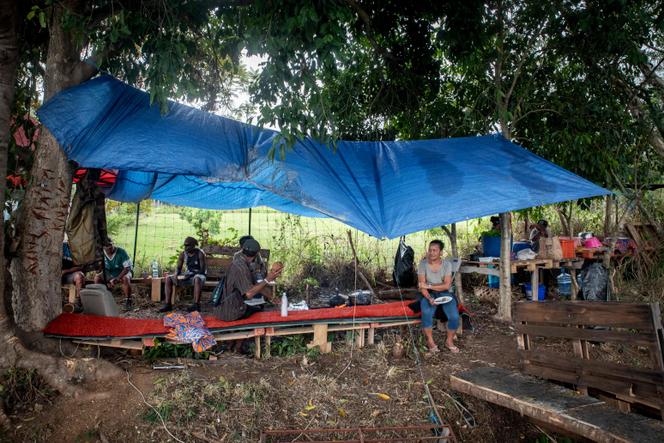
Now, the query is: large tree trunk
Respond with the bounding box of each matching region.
[0,3,120,424]
[9,1,95,331]
[0,0,19,426]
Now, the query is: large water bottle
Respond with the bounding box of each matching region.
[557,268,572,297]
[280,292,288,317]
[151,259,159,278]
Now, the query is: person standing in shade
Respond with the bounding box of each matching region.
[418,240,460,354]
[94,238,133,309]
[160,237,207,313]
[529,219,550,252]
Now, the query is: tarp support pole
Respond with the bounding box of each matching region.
[132,201,140,265]
[248,208,252,236]
[497,212,512,321]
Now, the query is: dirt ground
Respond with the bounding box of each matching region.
[2,295,570,443]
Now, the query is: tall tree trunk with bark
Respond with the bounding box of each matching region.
[0,0,19,425]
[10,1,95,331]
[0,3,120,425]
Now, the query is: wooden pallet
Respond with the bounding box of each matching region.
[66,318,421,359]
[452,367,664,442]
[510,258,553,273]
[515,301,664,417]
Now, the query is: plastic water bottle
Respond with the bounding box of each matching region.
[557,268,572,297]
[280,292,288,317]
[151,259,159,278]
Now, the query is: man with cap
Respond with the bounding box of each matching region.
[94,238,133,309]
[235,235,267,281]
[159,236,207,312]
[216,238,284,322]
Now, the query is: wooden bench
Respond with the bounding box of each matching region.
[451,301,664,442]
[149,245,270,302]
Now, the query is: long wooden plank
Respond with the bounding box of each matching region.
[649,303,664,371]
[514,323,656,346]
[73,339,143,350]
[519,350,664,386]
[513,301,655,330]
[524,363,664,410]
[458,266,500,277]
[451,367,664,443]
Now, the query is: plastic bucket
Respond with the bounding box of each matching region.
[524,283,546,301]
[479,257,500,288]
[558,237,575,259]
[482,236,502,258]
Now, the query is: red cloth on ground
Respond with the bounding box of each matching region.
[43,301,419,338]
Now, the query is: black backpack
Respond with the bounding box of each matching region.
[211,276,226,306]
[392,236,417,287]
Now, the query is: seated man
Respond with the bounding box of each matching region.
[94,238,133,309]
[160,237,207,313]
[62,241,85,312]
[216,238,283,322]
[529,219,550,252]
[235,235,267,280]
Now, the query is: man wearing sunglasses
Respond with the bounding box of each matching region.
[159,236,207,313]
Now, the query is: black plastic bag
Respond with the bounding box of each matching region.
[393,236,417,287]
[579,263,609,301]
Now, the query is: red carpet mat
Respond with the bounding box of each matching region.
[43,301,419,339]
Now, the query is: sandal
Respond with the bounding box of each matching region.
[427,345,440,354]
[446,345,460,354]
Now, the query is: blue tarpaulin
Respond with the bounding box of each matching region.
[37,75,609,238]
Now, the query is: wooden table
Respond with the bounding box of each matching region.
[460,257,585,301]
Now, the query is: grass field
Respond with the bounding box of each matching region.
[110,203,488,279]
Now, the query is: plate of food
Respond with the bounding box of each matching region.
[433,295,453,305]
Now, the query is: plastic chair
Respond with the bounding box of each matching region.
[80,286,120,317]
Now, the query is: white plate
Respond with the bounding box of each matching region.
[433,296,453,305]
[244,297,266,306]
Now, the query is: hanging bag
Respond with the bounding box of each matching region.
[392,236,417,287]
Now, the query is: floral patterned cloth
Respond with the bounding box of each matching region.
[163,311,216,352]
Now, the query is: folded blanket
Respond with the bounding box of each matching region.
[163,312,216,352]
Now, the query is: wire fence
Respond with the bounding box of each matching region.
[107,201,482,282]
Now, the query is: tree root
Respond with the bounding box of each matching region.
[1,333,123,398]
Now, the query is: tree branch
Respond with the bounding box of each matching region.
[345,0,396,61]
[512,108,561,127]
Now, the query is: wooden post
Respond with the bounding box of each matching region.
[572,325,590,396]
[530,268,539,302]
[151,277,162,302]
[254,334,261,359]
[308,324,331,353]
[496,212,512,321]
[355,329,365,348]
[570,268,579,300]
[264,335,271,358]
[67,284,76,303]
[367,326,375,345]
